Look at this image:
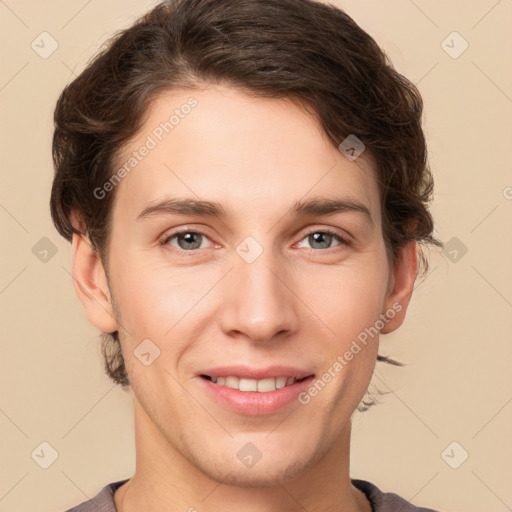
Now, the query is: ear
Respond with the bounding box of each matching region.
[71,232,118,334]
[380,241,418,334]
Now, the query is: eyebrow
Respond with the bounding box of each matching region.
[292,196,372,224]
[137,196,373,224]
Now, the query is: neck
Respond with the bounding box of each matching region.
[115,397,371,512]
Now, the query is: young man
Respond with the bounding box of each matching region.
[51,0,442,510]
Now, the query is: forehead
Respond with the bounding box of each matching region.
[111,84,380,224]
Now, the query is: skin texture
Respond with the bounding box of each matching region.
[71,84,417,512]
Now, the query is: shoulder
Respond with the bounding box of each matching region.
[351,478,441,512]
[61,479,128,512]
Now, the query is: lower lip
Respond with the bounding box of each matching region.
[198,376,315,416]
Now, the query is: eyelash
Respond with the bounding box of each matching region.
[160,227,350,255]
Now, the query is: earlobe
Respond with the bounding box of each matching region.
[71,232,118,334]
[380,241,418,335]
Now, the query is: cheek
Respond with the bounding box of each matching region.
[109,256,219,378]
[297,259,389,339]
[110,254,197,331]
[304,266,387,402]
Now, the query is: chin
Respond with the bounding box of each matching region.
[207,456,314,488]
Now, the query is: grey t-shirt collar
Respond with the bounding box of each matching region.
[64,477,441,512]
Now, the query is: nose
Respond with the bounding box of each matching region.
[219,250,300,344]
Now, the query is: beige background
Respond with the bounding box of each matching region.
[1,1,511,511]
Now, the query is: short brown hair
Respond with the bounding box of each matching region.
[50,0,441,392]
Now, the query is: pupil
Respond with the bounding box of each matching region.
[310,232,331,249]
[180,232,201,250]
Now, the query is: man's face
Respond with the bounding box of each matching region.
[101,85,395,485]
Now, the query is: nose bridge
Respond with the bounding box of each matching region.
[219,240,299,342]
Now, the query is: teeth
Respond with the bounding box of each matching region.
[225,376,239,389]
[275,377,287,389]
[257,378,277,392]
[209,375,299,392]
[240,378,258,392]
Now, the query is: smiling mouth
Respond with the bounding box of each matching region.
[199,374,311,392]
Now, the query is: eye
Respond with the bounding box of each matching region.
[162,230,213,252]
[296,229,349,252]
[160,227,350,255]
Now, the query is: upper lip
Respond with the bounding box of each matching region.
[197,365,314,380]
